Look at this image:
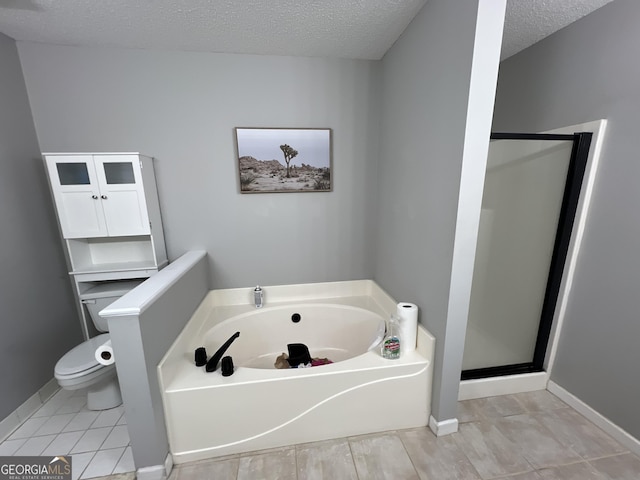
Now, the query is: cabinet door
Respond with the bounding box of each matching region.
[45,155,108,238]
[93,155,150,236]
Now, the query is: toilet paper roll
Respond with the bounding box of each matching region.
[95,340,115,366]
[397,303,418,354]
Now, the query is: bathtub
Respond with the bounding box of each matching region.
[158,280,434,463]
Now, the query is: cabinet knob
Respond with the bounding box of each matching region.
[101,195,108,200]
[92,195,98,199]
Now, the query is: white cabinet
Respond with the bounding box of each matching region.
[44,152,168,339]
[45,154,150,239]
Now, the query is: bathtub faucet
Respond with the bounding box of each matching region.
[254,286,264,308]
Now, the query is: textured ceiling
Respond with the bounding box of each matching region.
[0,0,616,60]
[502,0,615,60]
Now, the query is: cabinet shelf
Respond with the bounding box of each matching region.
[65,235,165,273]
[44,152,168,339]
[69,259,168,275]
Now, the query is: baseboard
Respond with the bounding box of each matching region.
[0,378,59,442]
[459,372,548,400]
[164,453,173,478]
[136,453,173,480]
[38,378,60,404]
[428,415,458,436]
[0,413,21,443]
[547,381,640,457]
[136,465,165,480]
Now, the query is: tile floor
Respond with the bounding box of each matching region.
[0,388,134,480]
[4,389,640,479]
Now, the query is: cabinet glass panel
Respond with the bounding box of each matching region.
[104,162,135,184]
[56,163,90,185]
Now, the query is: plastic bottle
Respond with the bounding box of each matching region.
[381,314,401,359]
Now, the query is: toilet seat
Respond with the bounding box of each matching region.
[55,333,111,378]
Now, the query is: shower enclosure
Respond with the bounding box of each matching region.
[462,132,592,380]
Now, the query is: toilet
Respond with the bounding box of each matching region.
[54,280,143,410]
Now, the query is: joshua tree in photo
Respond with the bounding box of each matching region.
[280,144,298,178]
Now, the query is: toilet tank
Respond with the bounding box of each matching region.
[80,280,145,332]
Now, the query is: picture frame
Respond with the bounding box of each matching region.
[235,127,332,193]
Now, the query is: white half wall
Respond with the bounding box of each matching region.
[102,251,208,472]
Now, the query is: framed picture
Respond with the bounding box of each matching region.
[235,127,332,193]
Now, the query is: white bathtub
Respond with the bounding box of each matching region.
[204,304,386,368]
[158,280,434,463]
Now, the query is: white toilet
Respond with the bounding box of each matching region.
[54,280,143,410]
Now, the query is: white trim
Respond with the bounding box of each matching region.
[136,453,172,480]
[428,415,459,437]
[459,372,548,400]
[133,443,173,480]
[14,392,43,425]
[543,119,607,373]
[0,413,21,443]
[136,464,167,480]
[0,378,60,441]
[38,378,60,404]
[164,452,173,478]
[547,381,640,457]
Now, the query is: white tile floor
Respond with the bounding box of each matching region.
[0,388,134,480]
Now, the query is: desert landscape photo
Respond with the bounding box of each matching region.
[236,128,332,193]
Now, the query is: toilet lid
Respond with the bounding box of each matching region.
[55,333,111,376]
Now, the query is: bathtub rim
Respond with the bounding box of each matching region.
[158,280,435,390]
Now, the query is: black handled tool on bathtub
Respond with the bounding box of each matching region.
[194,347,208,367]
[221,356,234,376]
[206,332,240,372]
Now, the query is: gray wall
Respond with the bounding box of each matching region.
[493,0,640,439]
[375,0,504,421]
[17,44,381,289]
[0,33,81,419]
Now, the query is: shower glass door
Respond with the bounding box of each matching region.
[461,132,592,379]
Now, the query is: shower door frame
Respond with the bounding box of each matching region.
[461,131,592,381]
